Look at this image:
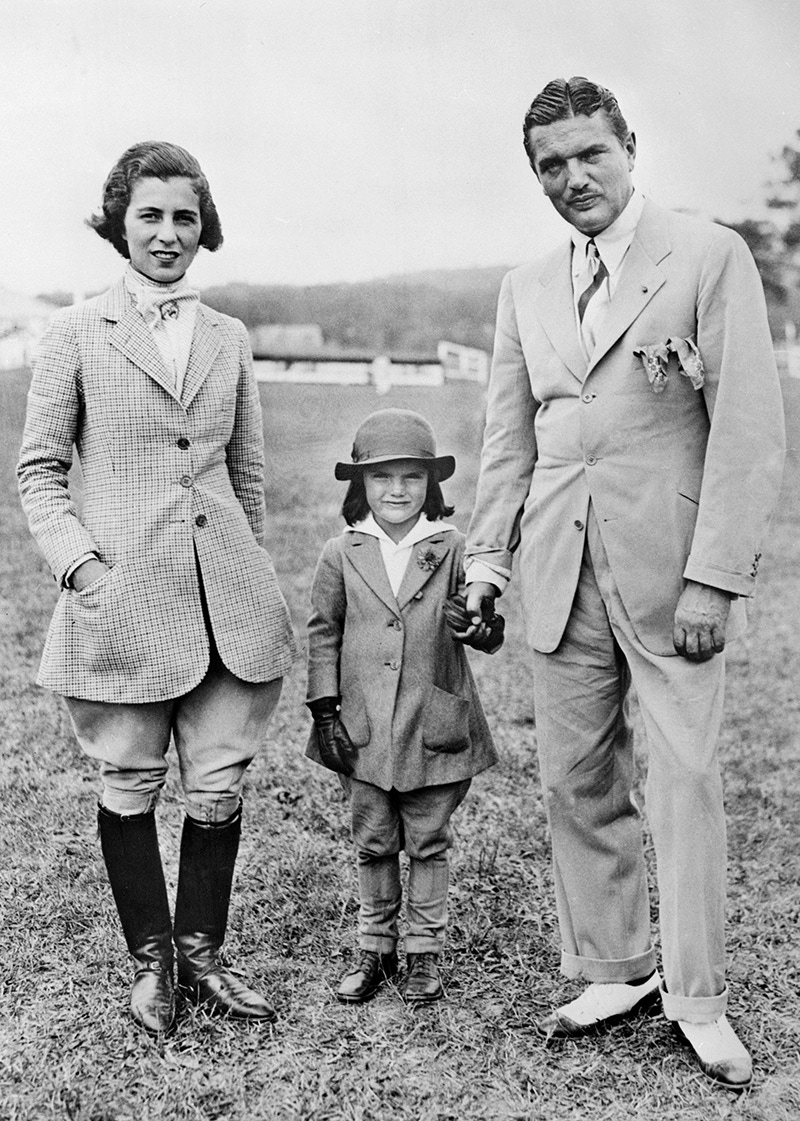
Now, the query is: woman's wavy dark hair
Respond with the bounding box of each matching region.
[341,465,454,526]
[86,141,223,258]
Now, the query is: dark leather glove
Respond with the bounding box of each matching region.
[443,593,506,655]
[306,696,358,776]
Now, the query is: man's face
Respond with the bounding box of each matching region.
[527,110,636,235]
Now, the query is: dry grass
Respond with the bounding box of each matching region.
[0,370,798,1121]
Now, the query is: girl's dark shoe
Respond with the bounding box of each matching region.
[336,950,398,1004]
[97,804,176,1035]
[173,806,276,1022]
[404,952,444,1004]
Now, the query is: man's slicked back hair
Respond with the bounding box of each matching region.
[523,77,630,170]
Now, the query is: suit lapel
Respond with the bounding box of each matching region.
[396,534,451,610]
[181,306,221,408]
[587,201,671,373]
[532,244,587,383]
[101,279,179,401]
[345,534,399,615]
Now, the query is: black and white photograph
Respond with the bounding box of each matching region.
[1,2,798,1119]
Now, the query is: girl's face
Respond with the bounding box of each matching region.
[364,459,428,542]
[123,176,202,282]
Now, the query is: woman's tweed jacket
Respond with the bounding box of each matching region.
[306,526,497,791]
[17,278,297,703]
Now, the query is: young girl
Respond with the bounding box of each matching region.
[306,408,501,1005]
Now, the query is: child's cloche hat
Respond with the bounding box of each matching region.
[335,409,456,481]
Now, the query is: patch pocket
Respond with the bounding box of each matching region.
[423,685,470,754]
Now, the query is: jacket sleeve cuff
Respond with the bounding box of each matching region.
[63,552,99,589]
[463,558,510,595]
[683,559,754,598]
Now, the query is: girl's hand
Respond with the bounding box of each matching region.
[307,697,359,776]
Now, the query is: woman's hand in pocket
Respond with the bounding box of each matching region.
[71,558,111,592]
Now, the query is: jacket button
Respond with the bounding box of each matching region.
[413,592,424,600]
[180,475,193,487]
[195,514,207,527]
[386,661,400,671]
[581,393,594,403]
[585,454,597,466]
[574,520,584,530]
[177,437,190,449]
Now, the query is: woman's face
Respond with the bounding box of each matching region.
[123,176,202,282]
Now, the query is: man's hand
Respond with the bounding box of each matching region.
[463,581,501,647]
[71,557,111,592]
[673,580,733,662]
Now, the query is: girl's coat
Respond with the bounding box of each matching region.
[306,526,497,791]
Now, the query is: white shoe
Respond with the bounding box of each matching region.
[676,1015,752,1090]
[539,971,662,1037]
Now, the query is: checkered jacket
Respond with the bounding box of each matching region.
[17,278,297,703]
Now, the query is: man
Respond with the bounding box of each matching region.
[463,77,785,1090]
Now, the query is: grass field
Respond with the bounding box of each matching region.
[1,369,798,1121]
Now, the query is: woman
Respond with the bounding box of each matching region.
[17,142,296,1035]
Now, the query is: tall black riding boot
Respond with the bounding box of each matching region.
[97,804,176,1035]
[173,804,275,1021]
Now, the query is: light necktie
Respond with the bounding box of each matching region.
[577,239,608,323]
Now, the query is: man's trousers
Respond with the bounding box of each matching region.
[531,507,728,1024]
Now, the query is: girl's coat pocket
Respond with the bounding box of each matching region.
[423,684,470,754]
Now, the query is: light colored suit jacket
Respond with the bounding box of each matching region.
[18,278,297,702]
[306,528,497,792]
[467,200,786,655]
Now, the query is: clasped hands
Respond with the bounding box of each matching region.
[446,582,505,655]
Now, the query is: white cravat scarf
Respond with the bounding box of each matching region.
[124,265,199,398]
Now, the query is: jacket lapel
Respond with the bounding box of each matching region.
[181,306,221,408]
[344,534,399,615]
[587,201,671,373]
[531,243,587,384]
[396,535,451,610]
[101,279,179,401]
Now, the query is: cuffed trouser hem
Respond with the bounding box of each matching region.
[561,947,657,983]
[406,936,443,955]
[661,983,728,1023]
[359,935,398,954]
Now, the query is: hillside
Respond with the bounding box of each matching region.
[200,265,510,352]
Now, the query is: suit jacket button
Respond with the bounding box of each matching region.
[413,592,424,600]
[195,514,207,527]
[585,454,597,466]
[574,520,584,530]
[581,393,594,403]
[180,475,193,487]
[177,437,190,449]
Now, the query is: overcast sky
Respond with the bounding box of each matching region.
[2,0,799,297]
